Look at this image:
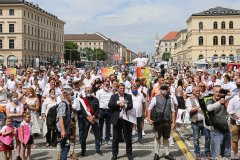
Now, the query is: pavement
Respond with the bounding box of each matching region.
[5,121,237,160]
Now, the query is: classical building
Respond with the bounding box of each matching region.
[64,32,134,65]
[0,0,65,67]
[155,32,178,62]
[172,7,240,65]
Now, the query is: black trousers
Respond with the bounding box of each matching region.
[112,119,132,157]
[46,129,57,145]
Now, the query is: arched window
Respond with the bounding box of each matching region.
[199,54,204,60]
[213,54,218,59]
[199,36,204,46]
[199,22,203,30]
[229,21,233,29]
[221,36,226,45]
[213,22,218,29]
[0,55,4,66]
[213,36,218,45]
[221,21,225,29]
[7,55,17,67]
[229,36,234,45]
[221,54,226,59]
[229,54,234,61]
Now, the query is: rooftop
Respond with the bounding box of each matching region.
[64,33,106,41]
[192,6,240,16]
[161,32,178,41]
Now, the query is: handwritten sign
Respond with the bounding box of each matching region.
[176,109,190,124]
[123,108,137,124]
[0,126,14,145]
[6,68,16,75]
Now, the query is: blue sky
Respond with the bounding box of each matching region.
[30,0,240,54]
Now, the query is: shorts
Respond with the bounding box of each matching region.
[154,121,171,139]
[231,124,240,142]
[26,135,34,145]
[2,142,14,151]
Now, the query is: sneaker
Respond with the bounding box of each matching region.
[132,129,136,136]
[69,152,78,160]
[169,138,175,146]
[165,154,175,160]
[45,143,50,147]
[56,153,61,160]
[142,130,146,136]
[96,150,104,156]
[105,140,111,145]
[32,144,37,149]
[154,153,160,160]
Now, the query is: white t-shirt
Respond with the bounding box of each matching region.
[6,80,16,91]
[131,93,146,117]
[83,77,94,88]
[133,58,147,67]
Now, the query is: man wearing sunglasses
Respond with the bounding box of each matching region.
[96,80,113,146]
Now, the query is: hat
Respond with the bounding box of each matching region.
[63,85,73,94]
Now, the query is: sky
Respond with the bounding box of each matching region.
[30,0,240,54]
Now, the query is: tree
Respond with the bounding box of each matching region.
[64,41,79,61]
[83,48,107,61]
[162,52,171,61]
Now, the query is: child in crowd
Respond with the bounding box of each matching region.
[0,117,16,160]
[19,112,33,160]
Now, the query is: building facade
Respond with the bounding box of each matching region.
[0,0,65,67]
[172,7,240,65]
[64,33,134,65]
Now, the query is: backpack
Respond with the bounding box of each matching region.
[46,101,68,130]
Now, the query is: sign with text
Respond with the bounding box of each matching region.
[6,68,16,75]
[101,67,115,79]
[136,67,150,86]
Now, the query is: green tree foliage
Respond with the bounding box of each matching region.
[83,48,107,61]
[64,41,80,61]
[162,52,171,61]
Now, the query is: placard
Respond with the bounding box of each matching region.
[6,68,16,75]
[123,108,137,124]
[136,67,150,86]
[18,125,30,145]
[101,67,115,79]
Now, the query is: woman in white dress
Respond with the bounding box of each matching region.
[41,89,57,147]
[23,87,41,148]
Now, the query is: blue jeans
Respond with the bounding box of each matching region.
[211,130,231,159]
[99,109,111,143]
[60,137,70,160]
[137,117,143,142]
[191,121,211,156]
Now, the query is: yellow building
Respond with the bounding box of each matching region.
[173,7,240,65]
[0,0,65,67]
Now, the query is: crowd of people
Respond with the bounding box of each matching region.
[0,52,239,160]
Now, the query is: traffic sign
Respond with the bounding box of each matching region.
[114,53,120,61]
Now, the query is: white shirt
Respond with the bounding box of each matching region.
[6,80,16,91]
[132,58,147,67]
[186,96,204,121]
[42,87,62,98]
[227,94,240,117]
[130,93,146,117]
[221,82,237,92]
[83,77,94,88]
[148,96,175,113]
[96,88,112,109]
[121,80,131,93]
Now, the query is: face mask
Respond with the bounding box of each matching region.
[161,90,168,97]
[70,95,74,102]
[132,90,138,95]
[12,97,18,103]
[104,87,109,91]
[50,94,55,98]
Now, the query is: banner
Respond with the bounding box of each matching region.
[176,109,190,124]
[6,68,16,75]
[136,67,150,86]
[101,67,115,79]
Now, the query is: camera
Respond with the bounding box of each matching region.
[219,88,229,98]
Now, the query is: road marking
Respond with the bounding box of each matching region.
[30,148,180,151]
[173,130,195,160]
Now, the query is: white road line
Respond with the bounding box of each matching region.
[30,148,180,151]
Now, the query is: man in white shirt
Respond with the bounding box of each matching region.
[120,71,131,93]
[227,93,240,159]
[186,86,210,160]
[130,85,146,144]
[6,74,17,92]
[132,52,147,67]
[96,80,113,145]
[83,71,94,88]
[221,74,237,92]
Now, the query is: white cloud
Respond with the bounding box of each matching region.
[29,0,240,53]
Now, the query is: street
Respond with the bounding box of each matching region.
[13,121,211,160]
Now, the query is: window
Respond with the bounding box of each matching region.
[213,22,218,29]
[0,39,2,49]
[221,54,226,59]
[213,36,218,45]
[221,21,225,29]
[199,36,204,46]
[9,39,14,49]
[221,36,226,45]
[89,43,91,45]
[24,40,26,49]
[229,36,234,45]
[229,21,233,29]
[9,9,14,16]
[24,10,25,16]
[199,22,203,30]
[9,24,14,33]
[199,55,203,60]
[0,9,2,16]
[24,25,26,33]
[165,48,168,52]
[213,54,218,60]
[229,54,234,61]
[0,24,2,33]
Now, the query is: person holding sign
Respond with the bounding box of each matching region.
[132,52,148,67]
[108,83,133,160]
[0,117,16,160]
